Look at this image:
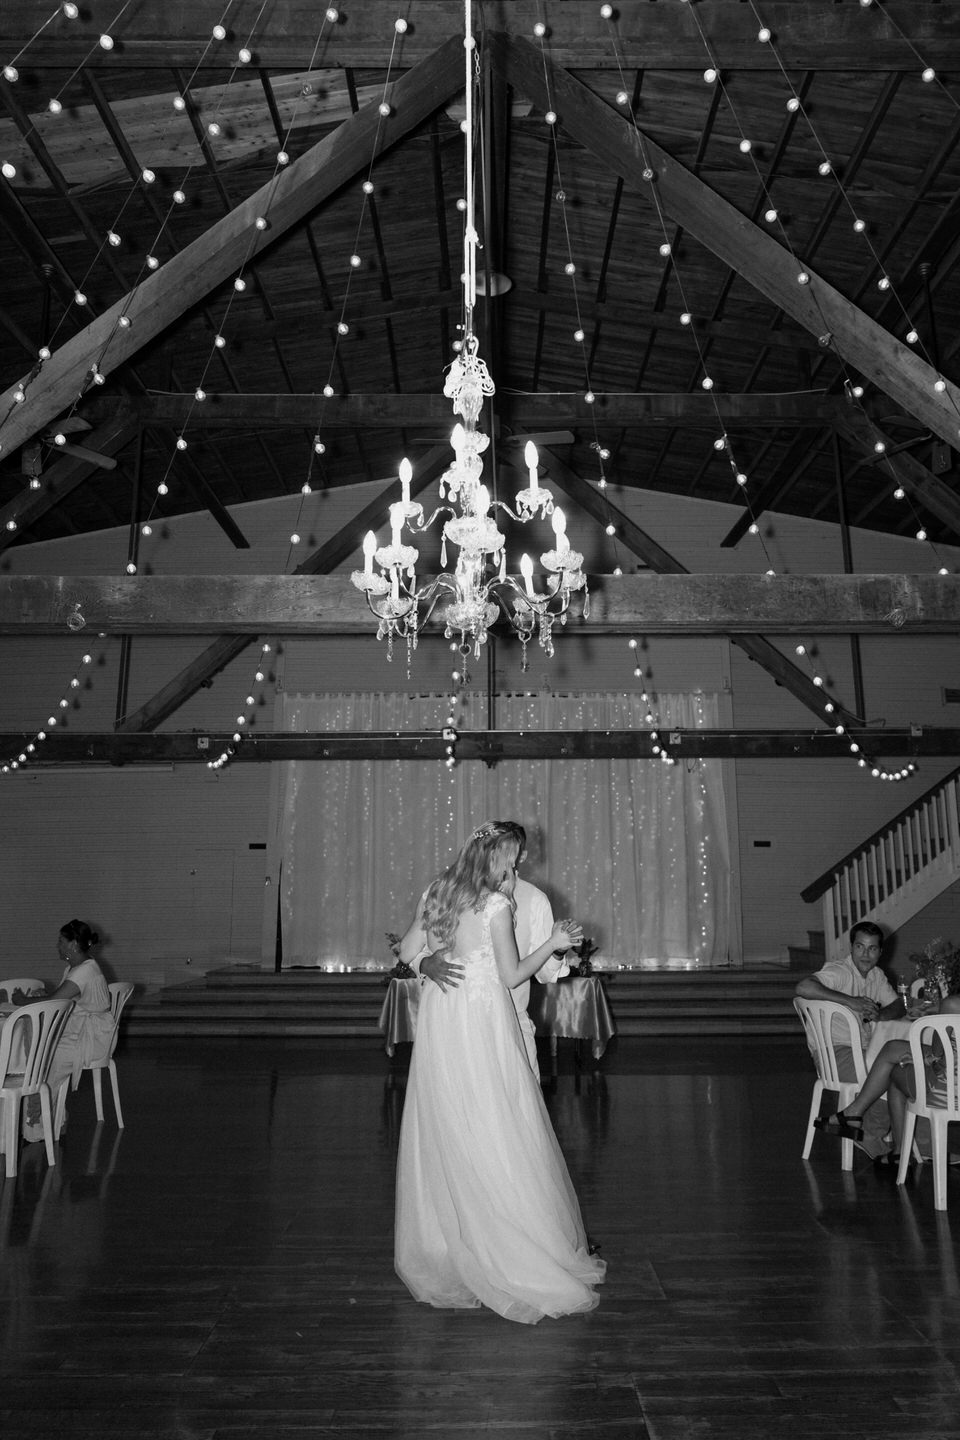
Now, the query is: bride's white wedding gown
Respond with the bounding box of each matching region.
[394,892,605,1324]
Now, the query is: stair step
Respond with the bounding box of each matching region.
[123,967,802,1040]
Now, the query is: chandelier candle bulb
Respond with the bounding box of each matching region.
[524,440,540,495]
[552,507,570,553]
[400,458,412,505]
[363,530,377,577]
[520,553,535,597]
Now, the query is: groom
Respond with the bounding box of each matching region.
[414,820,571,1077]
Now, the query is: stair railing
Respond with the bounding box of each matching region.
[801,766,960,962]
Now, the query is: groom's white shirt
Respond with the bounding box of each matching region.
[511,876,570,1010]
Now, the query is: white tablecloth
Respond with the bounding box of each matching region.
[865,1017,913,1067]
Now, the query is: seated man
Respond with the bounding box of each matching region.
[795,920,905,1158]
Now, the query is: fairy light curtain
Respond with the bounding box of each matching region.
[276,690,730,970]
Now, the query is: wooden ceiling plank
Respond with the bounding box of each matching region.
[78,69,293,516]
[0,35,466,456]
[2,571,960,636]
[136,391,844,429]
[490,34,960,453]
[197,282,826,353]
[846,115,960,339]
[0,174,90,320]
[112,444,452,732]
[0,76,133,295]
[6,5,958,71]
[2,727,957,766]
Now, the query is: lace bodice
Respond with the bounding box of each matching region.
[448,892,510,1005]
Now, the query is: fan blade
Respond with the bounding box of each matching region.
[54,441,117,471]
[45,417,92,437]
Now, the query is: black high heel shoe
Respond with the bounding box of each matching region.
[814,1110,864,1141]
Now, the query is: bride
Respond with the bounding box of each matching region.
[394,821,606,1324]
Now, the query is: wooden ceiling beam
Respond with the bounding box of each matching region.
[490,33,960,454]
[538,449,863,725]
[834,409,960,545]
[4,4,956,71]
[136,392,843,429]
[0,35,466,457]
[113,444,452,732]
[0,728,955,766]
[2,572,959,636]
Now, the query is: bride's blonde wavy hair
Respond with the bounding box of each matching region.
[421,822,520,950]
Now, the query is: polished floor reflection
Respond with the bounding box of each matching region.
[1,1035,959,1438]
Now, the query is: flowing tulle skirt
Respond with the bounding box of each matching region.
[395,962,605,1324]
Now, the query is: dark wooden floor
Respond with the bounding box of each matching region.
[2,1034,959,1439]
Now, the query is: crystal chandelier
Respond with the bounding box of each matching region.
[350,2,588,667]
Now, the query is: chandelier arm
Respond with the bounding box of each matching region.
[410,503,457,533]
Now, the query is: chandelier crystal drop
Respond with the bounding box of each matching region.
[350,0,588,665]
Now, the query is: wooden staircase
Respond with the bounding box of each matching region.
[123,966,802,1040]
[802,765,960,962]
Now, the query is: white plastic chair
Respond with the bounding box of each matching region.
[897,1015,960,1209]
[0,978,46,1005]
[794,997,868,1171]
[0,998,74,1177]
[56,981,134,1132]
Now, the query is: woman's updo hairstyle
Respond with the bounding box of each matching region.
[60,919,99,953]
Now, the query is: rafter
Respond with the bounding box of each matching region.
[489,33,960,454]
[113,444,452,732]
[0,35,466,456]
[537,447,864,726]
[4,4,956,71]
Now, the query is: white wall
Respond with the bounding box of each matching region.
[1,482,957,982]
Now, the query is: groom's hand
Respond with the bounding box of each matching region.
[420,953,464,992]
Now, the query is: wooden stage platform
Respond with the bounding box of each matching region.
[125,966,803,1040]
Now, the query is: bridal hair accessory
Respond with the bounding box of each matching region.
[470,822,500,842]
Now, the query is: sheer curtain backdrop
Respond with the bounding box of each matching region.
[276,691,730,970]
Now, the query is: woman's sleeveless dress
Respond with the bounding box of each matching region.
[394,892,605,1323]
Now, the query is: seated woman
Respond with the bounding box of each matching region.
[18,919,114,1143]
[817,992,960,1168]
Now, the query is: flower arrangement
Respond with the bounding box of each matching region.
[386,932,415,980]
[572,936,598,977]
[907,937,960,1000]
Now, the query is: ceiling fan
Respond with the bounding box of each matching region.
[21,416,117,476]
